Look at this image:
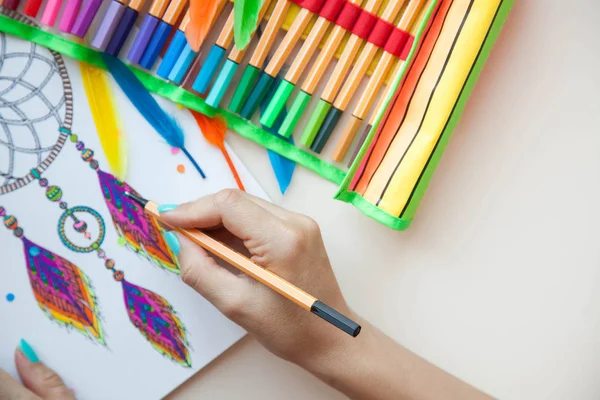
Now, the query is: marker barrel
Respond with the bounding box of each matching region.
[206,59,238,108]
[240,72,275,119]
[105,7,138,56]
[157,30,187,78]
[279,90,311,138]
[128,15,159,64]
[90,0,125,50]
[140,21,172,69]
[71,0,102,37]
[229,65,261,114]
[260,79,294,128]
[192,45,227,95]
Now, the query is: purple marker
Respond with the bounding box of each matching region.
[126,0,168,64]
[90,0,126,50]
[105,6,138,56]
[71,0,103,37]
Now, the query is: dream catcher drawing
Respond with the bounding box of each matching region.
[0,11,191,367]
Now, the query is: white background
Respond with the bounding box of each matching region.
[0,36,270,400]
[167,1,600,399]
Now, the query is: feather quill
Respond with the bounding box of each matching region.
[100,54,206,179]
[79,62,128,181]
[234,0,263,50]
[186,0,221,52]
[190,111,245,191]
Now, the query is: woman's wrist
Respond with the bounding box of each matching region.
[296,312,372,395]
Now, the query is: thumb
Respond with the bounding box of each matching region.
[15,340,75,400]
[166,231,257,321]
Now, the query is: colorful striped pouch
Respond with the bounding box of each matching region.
[336,0,514,230]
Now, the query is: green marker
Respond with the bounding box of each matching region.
[300,99,331,147]
[279,90,312,138]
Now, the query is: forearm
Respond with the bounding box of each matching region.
[302,314,493,400]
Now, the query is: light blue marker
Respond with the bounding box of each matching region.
[167,42,196,84]
[192,45,226,94]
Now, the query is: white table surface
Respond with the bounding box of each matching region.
[168,2,600,399]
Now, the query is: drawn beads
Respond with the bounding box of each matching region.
[39,178,48,187]
[81,149,94,161]
[113,270,124,281]
[46,186,63,201]
[4,215,18,230]
[76,141,85,150]
[0,206,5,216]
[105,259,115,269]
[73,220,87,232]
[69,133,78,142]
[13,227,24,238]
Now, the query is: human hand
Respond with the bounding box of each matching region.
[0,340,75,400]
[159,189,355,368]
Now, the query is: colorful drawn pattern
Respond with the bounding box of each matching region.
[0,12,191,367]
[97,170,180,274]
[123,280,190,367]
[23,238,105,343]
[1,206,104,344]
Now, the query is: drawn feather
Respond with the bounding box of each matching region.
[79,62,128,181]
[22,237,104,344]
[122,279,191,367]
[186,0,221,52]
[234,0,263,50]
[101,54,206,179]
[190,110,245,191]
[97,169,180,274]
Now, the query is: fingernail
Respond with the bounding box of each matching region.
[158,204,178,213]
[19,339,39,363]
[163,231,180,256]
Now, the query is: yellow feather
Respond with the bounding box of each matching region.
[79,62,128,181]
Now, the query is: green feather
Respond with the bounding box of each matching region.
[234,0,263,50]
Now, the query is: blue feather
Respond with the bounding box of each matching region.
[100,55,206,178]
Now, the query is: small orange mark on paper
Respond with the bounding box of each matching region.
[176,164,186,173]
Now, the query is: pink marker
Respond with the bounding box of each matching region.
[58,0,83,32]
[41,0,63,27]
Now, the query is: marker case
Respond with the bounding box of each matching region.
[0,0,513,230]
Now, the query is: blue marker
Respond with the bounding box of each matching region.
[167,42,197,84]
[157,29,187,78]
[191,45,227,94]
[139,2,187,69]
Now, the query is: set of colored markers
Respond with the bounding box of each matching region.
[3,0,427,164]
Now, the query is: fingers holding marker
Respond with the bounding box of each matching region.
[164,230,258,322]
[159,189,288,241]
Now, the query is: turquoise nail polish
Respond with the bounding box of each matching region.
[163,231,180,256]
[158,204,178,213]
[20,339,39,363]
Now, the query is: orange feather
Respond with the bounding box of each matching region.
[186,0,220,52]
[191,110,246,191]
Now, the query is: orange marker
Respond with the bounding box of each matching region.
[332,0,426,162]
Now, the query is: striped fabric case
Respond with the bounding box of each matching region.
[336,0,514,230]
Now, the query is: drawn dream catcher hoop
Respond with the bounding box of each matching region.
[0,11,191,367]
[0,12,71,194]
